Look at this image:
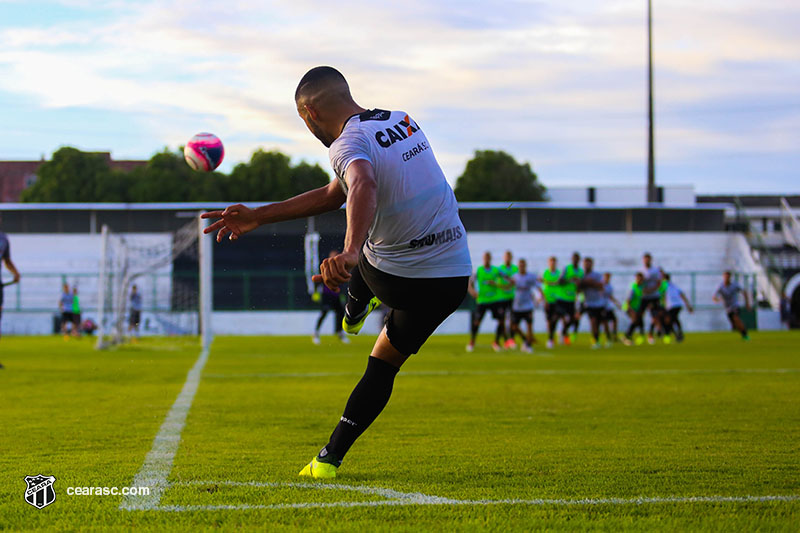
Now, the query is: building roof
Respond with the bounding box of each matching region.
[697,195,800,208]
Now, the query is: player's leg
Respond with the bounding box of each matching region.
[729,310,749,339]
[469,305,487,350]
[546,304,558,348]
[588,309,601,347]
[524,314,534,349]
[303,268,468,476]
[671,308,684,341]
[491,303,505,351]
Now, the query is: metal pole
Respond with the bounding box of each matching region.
[95,224,109,349]
[647,0,657,203]
[198,213,213,351]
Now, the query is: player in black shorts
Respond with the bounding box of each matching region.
[203,66,471,478]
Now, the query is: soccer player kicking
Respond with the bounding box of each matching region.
[202,66,471,479]
[661,273,693,342]
[509,258,542,353]
[0,219,22,369]
[540,256,562,349]
[467,252,505,352]
[713,271,751,341]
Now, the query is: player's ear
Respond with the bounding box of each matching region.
[304,103,320,121]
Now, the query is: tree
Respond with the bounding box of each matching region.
[454,150,546,202]
[21,147,121,202]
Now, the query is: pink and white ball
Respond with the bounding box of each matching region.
[184,132,224,172]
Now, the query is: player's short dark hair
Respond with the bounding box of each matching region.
[723,270,732,276]
[295,66,348,101]
[664,273,671,281]
[643,252,652,258]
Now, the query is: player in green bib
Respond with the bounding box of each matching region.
[540,256,563,349]
[622,272,645,345]
[496,250,518,349]
[560,252,584,344]
[467,251,507,352]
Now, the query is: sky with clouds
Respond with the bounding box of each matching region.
[1,0,798,194]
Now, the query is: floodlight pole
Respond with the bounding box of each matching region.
[647,0,657,203]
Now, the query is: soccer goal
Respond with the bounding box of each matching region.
[95,214,213,351]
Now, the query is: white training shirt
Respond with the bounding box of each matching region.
[511,272,539,312]
[664,282,685,310]
[329,109,472,278]
[641,265,662,299]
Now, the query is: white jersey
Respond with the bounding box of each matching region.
[511,272,539,312]
[329,109,471,278]
[664,282,685,310]
[641,265,662,299]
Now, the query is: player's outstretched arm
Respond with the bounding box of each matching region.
[202,180,347,242]
[313,159,377,292]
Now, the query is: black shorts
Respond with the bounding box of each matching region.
[641,298,662,313]
[603,309,617,322]
[474,302,505,323]
[726,308,740,323]
[586,307,605,321]
[129,310,141,327]
[557,300,575,318]
[667,307,682,321]
[495,299,512,318]
[511,310,533,326]
[61,311,73,324]
[320,292,344,312]
[73,312,81,325]
[357,254,468,356]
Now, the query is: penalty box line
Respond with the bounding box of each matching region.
[150,480,800,511]
[120,348,210,511]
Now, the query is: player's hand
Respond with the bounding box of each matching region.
[201,204,259,243]
[312,251,358,293]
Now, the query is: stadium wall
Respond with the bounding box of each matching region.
[0,230,783,335]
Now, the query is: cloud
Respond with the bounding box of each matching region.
[0,0,797,191]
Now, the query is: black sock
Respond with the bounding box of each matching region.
[495,322,504,344]
[320,357,400,464]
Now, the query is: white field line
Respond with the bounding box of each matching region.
[203,368,800,380]
[154,480,800,511]
[120,348,210,511]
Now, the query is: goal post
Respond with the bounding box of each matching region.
[95,214,212,350]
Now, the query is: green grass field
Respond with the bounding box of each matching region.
[1,332,799,531]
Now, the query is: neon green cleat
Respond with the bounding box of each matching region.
[342,297,381,335]
[299,457,338,479]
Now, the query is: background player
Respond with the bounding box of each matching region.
[558,252,583,345]
[496,250,517,349]
[601,272,621,344]
[540,256,562,349]
[509,258,541,353]
[622,272,645,345]
[713,271,751,340]
[662,273,693,342]
[128,284,142,340]
[59,283,76,338]
[202,66,471,479]
[639,252,664,344]
[468,251,505,352]
[312,249,350,345]
[0,216,22,368]
[579,257,606,349]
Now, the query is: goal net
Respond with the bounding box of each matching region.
[95,215,212,350]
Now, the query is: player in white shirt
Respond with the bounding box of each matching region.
[509,258,542,352]
[203,66,471,479]
[601,272,622,344]
[661,273,693,342]
[640,252,664,344]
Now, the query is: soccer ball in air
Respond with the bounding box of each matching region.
[184,132,224,171]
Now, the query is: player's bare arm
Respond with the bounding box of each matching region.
[313,159,377,292]
[2,257,20,283]
[202,179,346,242]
